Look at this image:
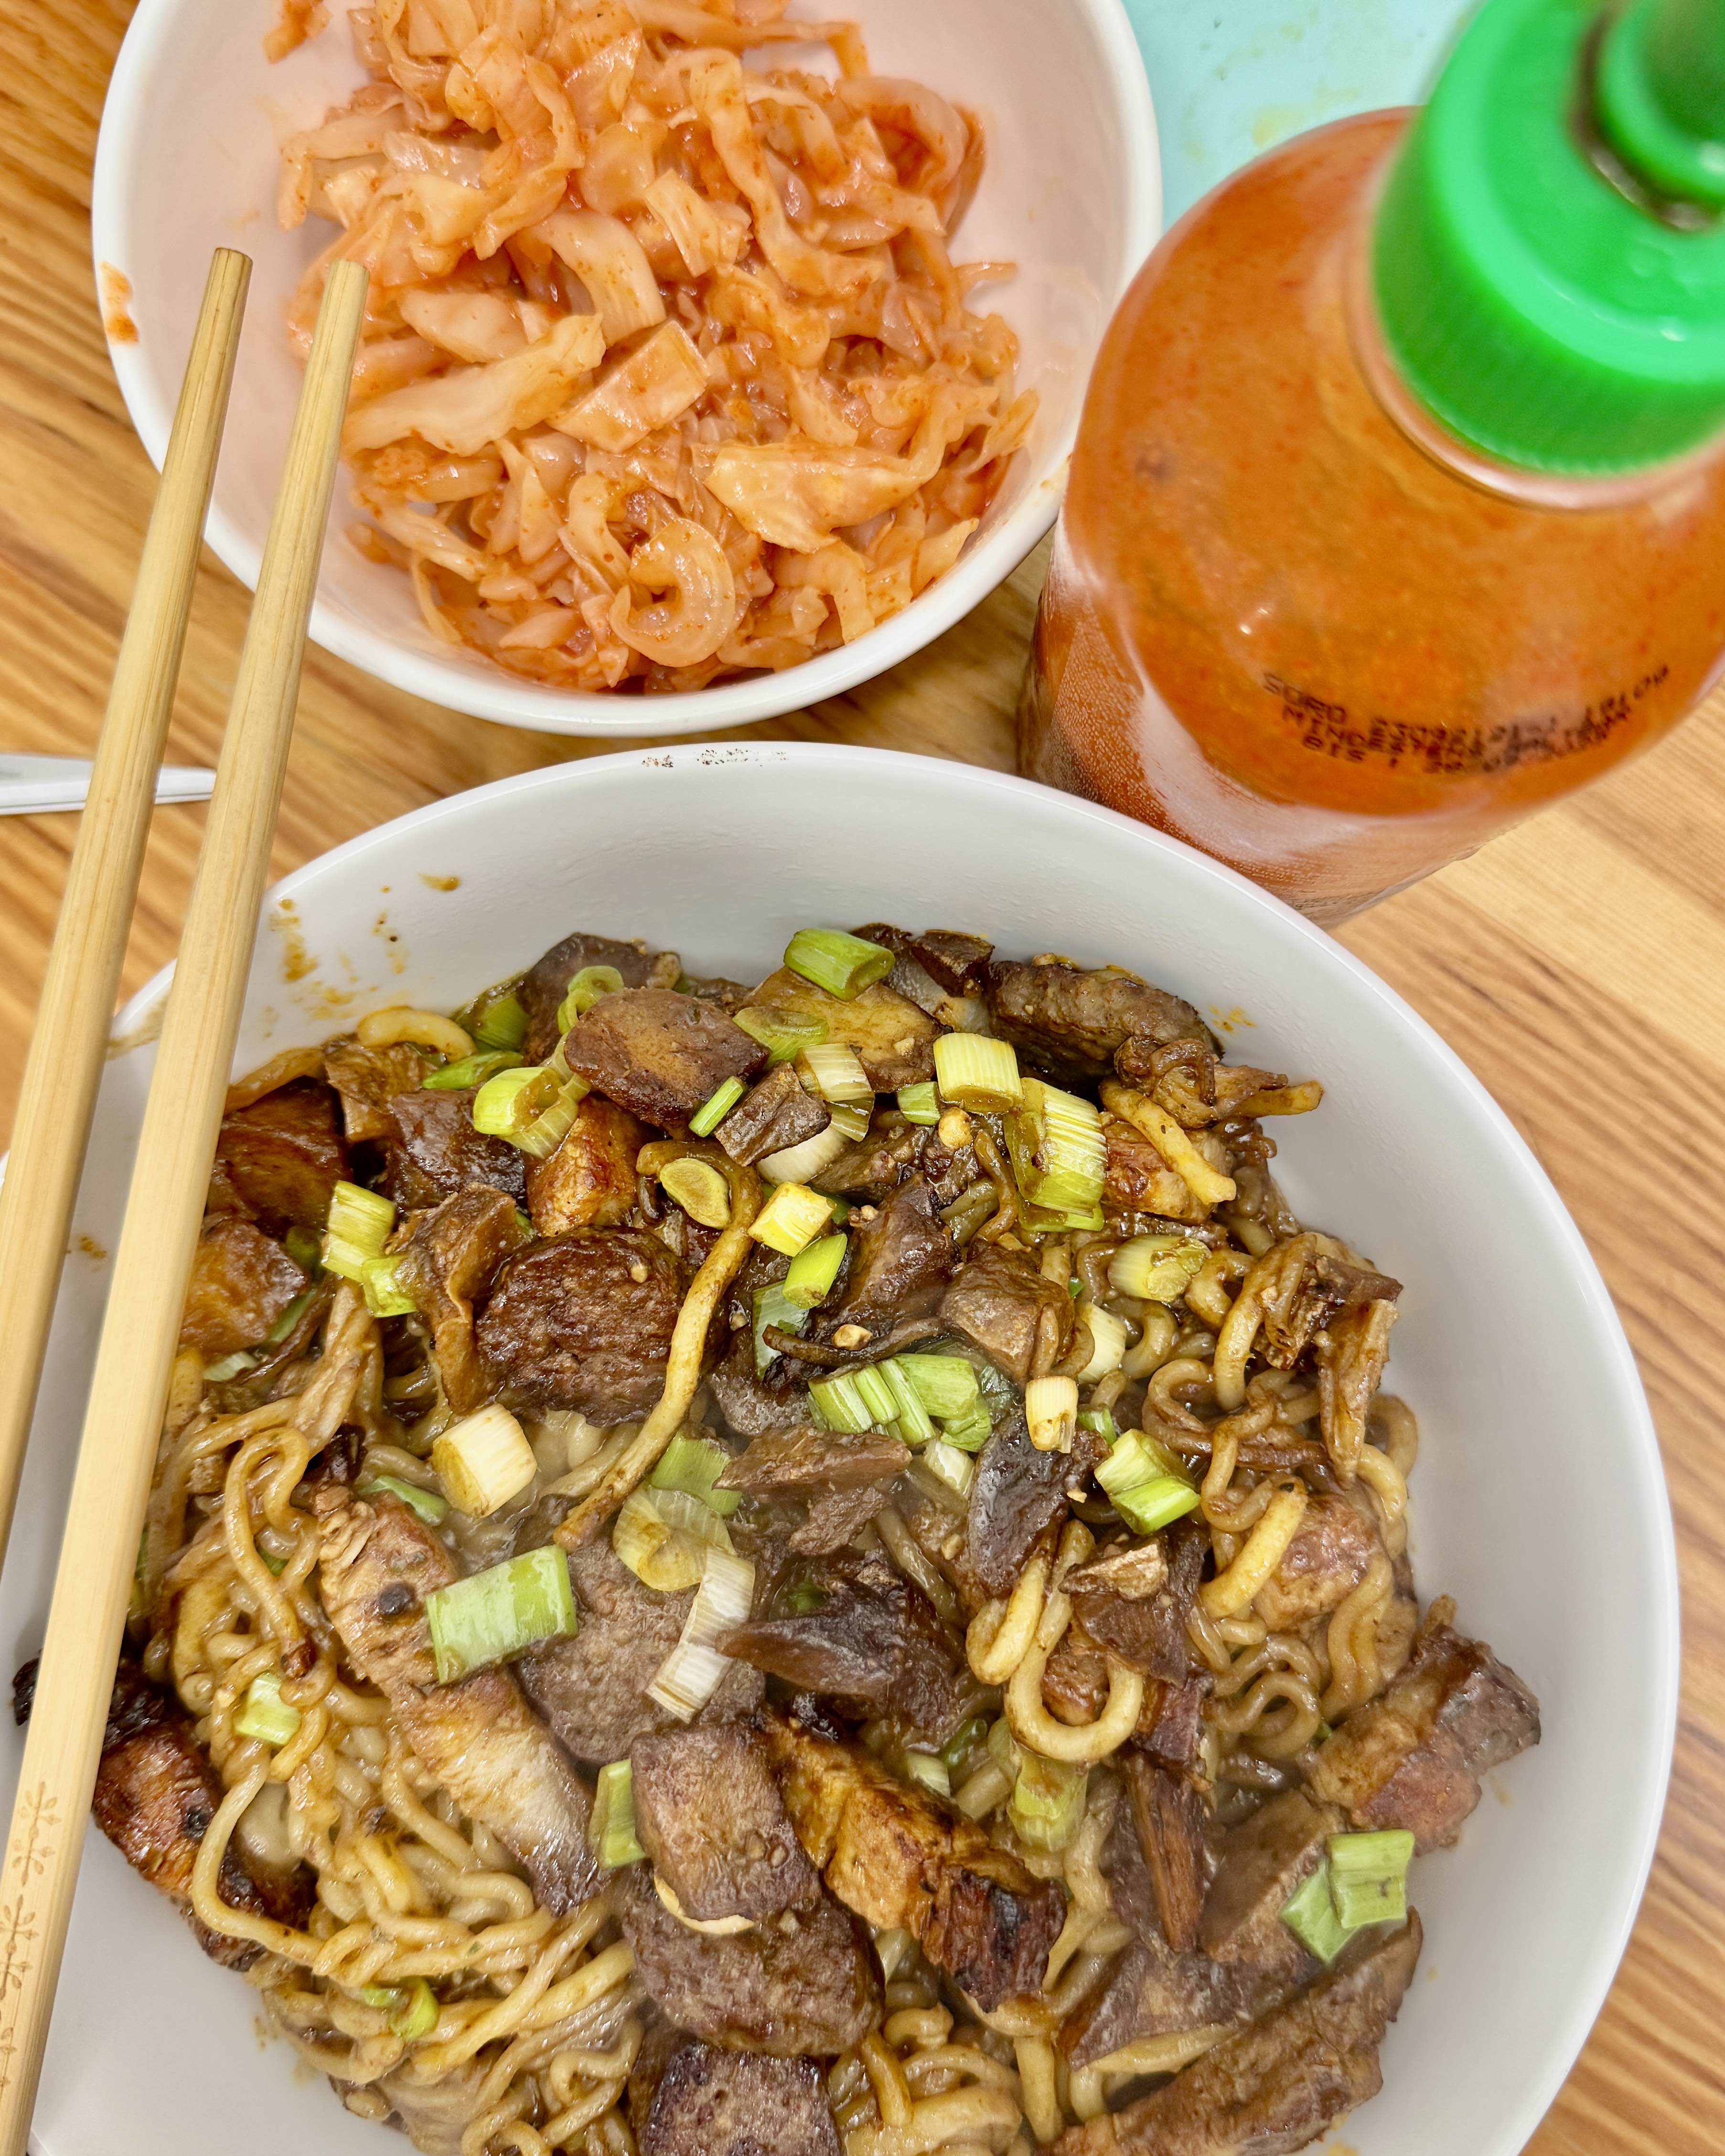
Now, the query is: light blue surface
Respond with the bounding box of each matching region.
[1128,0,1476,221]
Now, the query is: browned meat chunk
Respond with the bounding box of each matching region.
[809,1121,924,1200]
[683,974,752,1015]
[1139,1678,1211,1779]
[519,1534,763,1763]
[382,1088,528,1210]
[718,1427,911,1499]
[707,1332,811,1438]
[617,1866,880,2055]
[1308,1620,1540,1850]
[519,929,660,1062]
[323,1037,432,1143]
[941,1243,1075,1387]
[965,1414,1106,1597]
[1254,1494,1381,1631]
[396,1186,528,1414]
[1248,1233,1402,1371]
[772,1724,1065,2009]
[214,1080,346,1231]
[566,988,765,1126]
[1052,1916,1423,2156]
[788,1483,894,1555]
[907,929,994,997]
[1061,1936,1258,2067]
[316,1493,597,1913]
[18,1658,313,1971]
[988,961,1208,1085]
[1125,1751,1211,1952]
[1201,1789,1343,1984]
[715,1063,830,1166]
[748,967,938,1090]
[834,1176,953,1329]
[1070,1520,1207,1682]
[1103,1116,1212,1223]
[639,2040,841,2156]
[525,1093,645,1235]
[477,1230,686,1421]
[631,1723,821,1921]
[180,1217,306,1358]
[724,1551,968,1740]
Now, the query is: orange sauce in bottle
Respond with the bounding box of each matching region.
[1019,114,1725,924]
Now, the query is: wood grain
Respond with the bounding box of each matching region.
[0,5,1722,2151]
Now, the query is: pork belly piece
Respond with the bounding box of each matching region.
[631,1723,820,1922]
[747,966,938,1091]
[316,1493,596,1912]
[477,1229,686,1421]
[519,929,662,1062]
[381,1088,527,1210]
[942,1243,1076,1388]
[987,960,1208,1086]
[1052,1916,1423,2156]
[714,1062,830,1166]
[1254,1494,1382,1631]
[180,1216,307,1358]
[518,1534,763,1764]
[771,1723,1065,2010]
[615,1866,880,2056]
[396,1185,527,1414]
[526,1093,645,1234]
[214,1079,346,1231]
[1200,1789,1345,1985]
[904,928,995,998]
[14,1658,311,1971]
[1070,1517,1208,1683]
[565,988,765,1126]
[1308,1619,1540,1851]
[833,1174,954,1329]
[1125,1750,1212,1953]
[965,1409,1105,1596]
[1102,1116,1217,1224]
[322,1037,432,1143]
[636,2039,841,2156]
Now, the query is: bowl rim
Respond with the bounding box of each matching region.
[99,742,1680,2156]
[89,0,1163,739]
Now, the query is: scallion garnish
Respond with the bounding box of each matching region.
[649,1434,741,1519]
[264,1288,315,1345]
[322,1180,396,1283]
[1024,1375,1079,1453]
[903,1750,952,1800]
[734,1007,827,1065]
[432,1404,538,1519]
[204,1350,258,1384]
[783,928,896,1000]
[357,1473,448,1526]
[284,1224,322,1275]
[1005,1078,1105,1215]
[361,1979,438,2040]
[1109,1234,1208,1304]
[782,1232,847,1309]
[471,988,529,1053]
[557,964,626,1033]
[1327,1830,1414,1930]
[591,1760,646,1868]
[1095,1433,1204,1535]
[236,1672,300,1748]
[1280,1863,1350,1962]
[797,1042,872,1107]
[932,1033,1023,1112]
[896,1081,940,1125]
[752,1282,807,1375]
[881,1358,935,1444]
[613,1486,735,1592]
[424,1546,578,1684]
[749,1180,835,1257]
[659,1157,732,1228]
[808,1370,873,1434]
[850,1362,900,1427]
[1077,1405,1118,1445]
[1009,1752,1088,1852]
[422,1049,524,1092]
[759,1122,850,1185]
[360,1253,418,1319]
[690,1076,746,1137]
[1074,1301,1128,1380]
[897,1354,983,1422]
[937,1404,994,1452]
[921,1438,975,1499]
[648,1547,756,1719]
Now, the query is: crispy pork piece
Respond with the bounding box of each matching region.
[1254,1494,1382,1631]
[1102,1115,1215,1224]
[322,1037,433,1143]
[941,1243,1076,1388]
[747,966,938,1091]
[315,1493,596,1912]
[395,1185,527,1414]
[1125,1750,1212,1953]
[1070,1520,1205,1682]
[631,1723,821,1922]
[832,1175,953,1328]
[14,1659,311,1971]
[771,1724,1065,2010]
[987,961,1208,1085]
[615,1866,880,2056]
[715,1062,831,1166]
[519,929,661,1061]
[214,1080,346,1231]
[1308,1620,1540,1851]
[1201,1789,1344,1984]
[180,1216,307,1358]
[525,1093,645,1234]
[965,1411,1105,1596]
[1052,1916,1423,2156]
[477,1229,686,1421]
[565,988,765,1126]
[637,2039,842,2156]
[382,1088,528,1210]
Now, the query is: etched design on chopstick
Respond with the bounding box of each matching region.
[0,1783,59,2092]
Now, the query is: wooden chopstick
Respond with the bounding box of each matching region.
[0,256,367,2153]
[0,248,250,1576]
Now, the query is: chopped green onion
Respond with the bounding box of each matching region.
[987,1715,1022,1777]
[648,1548,756,1718]
[423,1049,524,1092]
[1281,1863,1350,1964]
[284,1224,322,1275]
[358,1473,449,1526]
[922,1438,976,1499]
[904,1750,952,1800]
[1073,1302,1128,1381]
[264,1288,315,1345]
[361,1253,417,1319]
[1134,1427,1199,1484]
[734,1006,827,1065]
[783,928,896,1000]
[752,1282,807,1375]
[1095,1435,1204,1536]
[940,1716,989,1775]
[1019,1199,1107,1235]
[259,1549,288,1577]
[433,1404,537,1519]
[323,1180,396,1283]
[1109,1235,1208,1304]
[759,1122,851,1186]
[659,1157,732,1227]
[750,1180,835,1257]
[1010,1754,1088,1852]
[472,1065,561,1141]
[797,1042,872,1107]
[783,1232,847,1309]
[1006,1078,1105,1215]
[557,964,626,1033]
[203,1350,258,1384]
[897,1082,940,1125]
[591,1759,646,1868]
[424,1546,578,1684]
[881,1358,935,1444]
[933,1033,1022,1112]
[809,1370,873,1434]
[897,1354,983,1423]
[361,1979,438,2040]
[613,1486,735,1591]
[851,1363,900,1427]
[690,1076,746,1137]
[1025,1375,1079,1452]
[826,1102,872,1142]
[471,988,529,1053]
[937,1404,994,1453]
[520,1076,590,1161]
[650,1434,741,1519]
[1078,1406,1118,1445]
[236,1672,301,1748]
[1327,1831,1414,1930]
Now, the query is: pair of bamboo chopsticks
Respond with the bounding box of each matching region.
[0,247,367,2153]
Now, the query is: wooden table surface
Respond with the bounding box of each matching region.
[2,5,1723,2151]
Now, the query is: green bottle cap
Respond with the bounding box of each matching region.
[1374,0,1725,474]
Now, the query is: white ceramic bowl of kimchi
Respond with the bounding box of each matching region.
[0,744,1676,2156]
[90,0,1159,736]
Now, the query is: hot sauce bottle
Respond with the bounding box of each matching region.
[1019,0,1725,924]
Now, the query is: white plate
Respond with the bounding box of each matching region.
[3,745,1675,2155]
[90,0,1160,737]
